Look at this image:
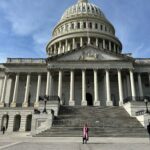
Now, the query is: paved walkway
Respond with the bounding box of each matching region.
[0,142,150,150]
[0,134,149,150]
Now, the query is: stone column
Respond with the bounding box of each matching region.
[0,74,8,107]
[34,74,41,108]
[69,70,75,106]
[94,70,100,106]
[149,73,150,86]
[114,44,116,52]
[118,70,123,106]
[46,71,52,96]
[103,39,106,49]
[96,38,99,47]
[73,38,75,49]
[80,37,83,47]
[126,75,131,97]
[65,40,68,52]
[109,41,111,51]
[58,42,61,54]
[129,69,136,100]
[58,70,63,104]
[68,43,70,51]
[88,37,91,45]
[54,44,57,54]
[106,69,112,106]
[22,74,31,107]
[82,70,87,106]
[11,74,20,107]
[138,73,143,97]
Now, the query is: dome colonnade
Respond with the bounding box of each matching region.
[46,0,122,56]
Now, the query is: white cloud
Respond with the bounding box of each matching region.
[0,52,7,63]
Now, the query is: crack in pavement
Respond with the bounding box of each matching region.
[0,142,23,150]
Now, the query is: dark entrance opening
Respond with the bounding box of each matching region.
[13,115,21,132]
[86,93,93,106]
[1,115,9,131]
[26,115,32,131]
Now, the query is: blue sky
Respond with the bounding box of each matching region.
[0,0,150,62]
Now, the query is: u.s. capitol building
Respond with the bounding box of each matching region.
[0,0,149,136]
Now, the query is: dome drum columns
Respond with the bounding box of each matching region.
[48,37,120,56]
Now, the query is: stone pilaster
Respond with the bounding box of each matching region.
[118,70,123,106]
[58,70,63,104]
[129,69,136,100]
[94,70,100,106]
[7,114,15,132]
[34,74,42,108]
[0,74,8,107]
[11,74,20,107]
[138,73,143,97]
[81,70,87,106]
[69,70,75,106]
[22,74,31,107]
[106,69,112,106]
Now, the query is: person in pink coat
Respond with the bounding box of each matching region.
[82,124,89,144]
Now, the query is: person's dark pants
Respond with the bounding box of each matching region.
[83,138,87,144]
[3,130,5,134]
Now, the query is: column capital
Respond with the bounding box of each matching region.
[105,68,110,72]
[117,68,123,72]
[129,68,135,72]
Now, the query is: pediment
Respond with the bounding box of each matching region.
[49,46,132,62]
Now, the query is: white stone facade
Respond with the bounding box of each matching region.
[0,0,150,133]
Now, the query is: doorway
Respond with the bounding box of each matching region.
[86,93,93,106]
[13,115,21,132]
[26,115,32,131]
[1,115,9,131]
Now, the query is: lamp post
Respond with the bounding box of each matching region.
[144,99,149,114]
[39,95,49,114]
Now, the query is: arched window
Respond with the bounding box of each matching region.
[71,23,74,29]
[95,23,98,29]
[77,22,80,29]
[101,25,103,30]
[65,24,68,31]
[13,115,21,132]
[83,22,86,28]
[1,115,9,131]
[89,22,92,29]
[83,6,86,12]
[26,115,32,132]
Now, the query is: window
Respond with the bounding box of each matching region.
[65,24,68,31]
[101,25,103,30]
[83,6,86,12]
[77,22,80,29]
[95,23,98,29]
[83,22,86,28]
[71,23,74,29]
[89,22,92,29]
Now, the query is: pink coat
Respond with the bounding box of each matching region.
[83,127,89,139]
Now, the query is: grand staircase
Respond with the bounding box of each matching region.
[35,106,148,137]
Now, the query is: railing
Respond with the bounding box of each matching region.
[39,96,60,102]
[123,96,150,104]
[136,110,145,116]
[7,58,46,64]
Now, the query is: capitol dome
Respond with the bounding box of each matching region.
[61,0,105,21]
[46,0,122,56]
